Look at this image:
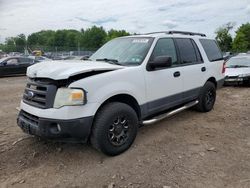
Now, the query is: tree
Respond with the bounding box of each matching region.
[27,30,56,51]
[106,29,130,42]
[232,23,250,52]
[27,33,39,46]
[54,30,67,47]
[3,34,26,52]
[15,34,26,52]
[80,26,107,50]
[215,22,234,52]
[65,30,81,49]
[5,37,16,52]
[1,26,131,52]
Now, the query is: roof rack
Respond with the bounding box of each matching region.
[145,30,206,37]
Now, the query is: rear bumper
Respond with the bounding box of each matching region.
[17,110,93,142]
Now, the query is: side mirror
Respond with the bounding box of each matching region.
[2,62,7,66]
[148,56,172,70]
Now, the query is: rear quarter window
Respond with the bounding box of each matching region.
[199,39,223,62]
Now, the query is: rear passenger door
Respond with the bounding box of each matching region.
[174,38,206,102]
[18,58,34,74]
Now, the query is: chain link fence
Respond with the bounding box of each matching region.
[0,45,97,58]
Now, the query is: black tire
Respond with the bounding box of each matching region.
[195,81,216,112]
[91,102,138,156]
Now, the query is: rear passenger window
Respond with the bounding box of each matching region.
[150,38,178,65]
[175,38,198,64]
[199,39,223,62]
[19,58,34,64]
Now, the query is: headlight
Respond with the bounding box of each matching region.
[53,88,86,108]
[239,73,250,77]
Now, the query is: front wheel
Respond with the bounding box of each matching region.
[195,81,216,112]
[90,102,138,156]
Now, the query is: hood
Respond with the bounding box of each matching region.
[225,67,250,77]
[27,60,124,80]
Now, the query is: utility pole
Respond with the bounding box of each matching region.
[78,41,80,56]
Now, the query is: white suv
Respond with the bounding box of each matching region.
[17,31,225,155]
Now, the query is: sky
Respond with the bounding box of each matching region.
[0,0,249,43]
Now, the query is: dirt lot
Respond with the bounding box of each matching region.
[0,76,249,188]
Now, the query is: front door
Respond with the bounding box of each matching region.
[0,58,19,76]
[144,38,183,116]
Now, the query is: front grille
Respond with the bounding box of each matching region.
[20,110,39,125]
[23,79,57,109]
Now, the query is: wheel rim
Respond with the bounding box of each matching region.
[108,116,129,146]
[205,89,215,106]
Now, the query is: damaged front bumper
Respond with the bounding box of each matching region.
[17,110,93,142]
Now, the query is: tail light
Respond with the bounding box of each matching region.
[222,61,226,74]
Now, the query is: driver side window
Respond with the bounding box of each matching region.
[150,38,177,65]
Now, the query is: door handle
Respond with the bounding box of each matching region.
[173,71,180,77]
[201,67,206,72]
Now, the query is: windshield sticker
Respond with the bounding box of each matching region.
[132,39,149,43]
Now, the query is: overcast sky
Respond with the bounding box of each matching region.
[0,0,249,42]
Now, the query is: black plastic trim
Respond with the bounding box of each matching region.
[23,79,57,109]
[140,87,201,119]
[17,110,94,142]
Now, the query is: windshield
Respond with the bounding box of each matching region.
[226,57,250,68]
[90,37,153,65]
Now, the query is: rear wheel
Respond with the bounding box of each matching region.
[195,81,216,112]
[91,102,138,156]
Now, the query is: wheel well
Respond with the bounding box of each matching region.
[207,77,217,88]
[97,94,141,119]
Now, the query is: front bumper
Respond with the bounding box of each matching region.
[17,110,93,142]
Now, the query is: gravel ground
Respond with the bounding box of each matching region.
[0,76,249,188]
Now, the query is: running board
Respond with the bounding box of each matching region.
[142,100,199,125]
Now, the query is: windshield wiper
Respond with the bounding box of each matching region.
[96,58,122,65]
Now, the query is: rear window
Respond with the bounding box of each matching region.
[199,39,223,62]
[19,58,33,64]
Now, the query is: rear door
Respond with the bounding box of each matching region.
[18,58,34,74]
[144,38,183,116]
[174,38,206,102]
